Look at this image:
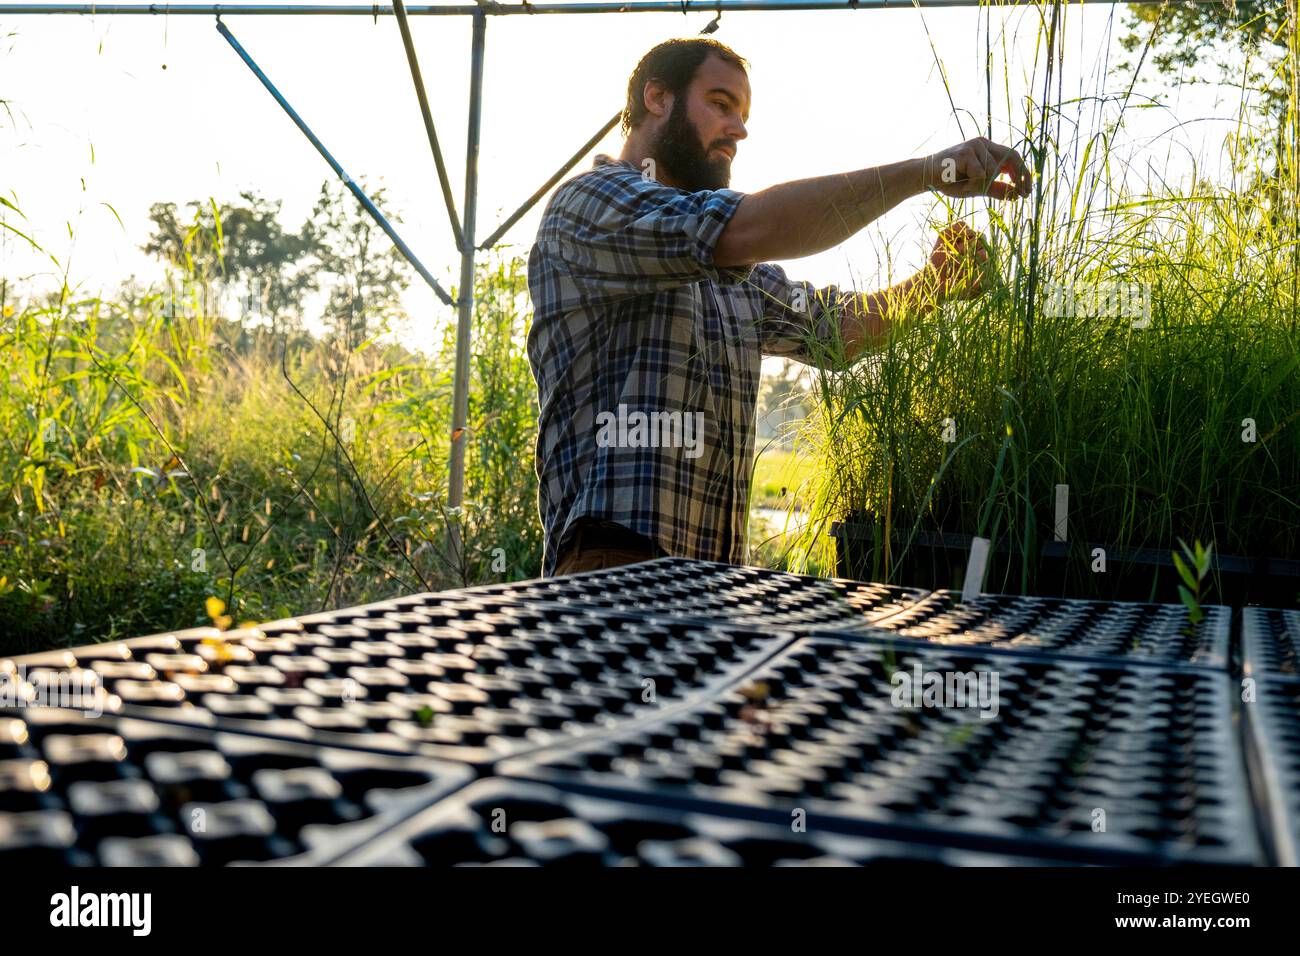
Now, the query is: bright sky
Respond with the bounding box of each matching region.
[1,1,1248,357]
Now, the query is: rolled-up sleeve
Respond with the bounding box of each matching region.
[540,167,755,306]
[746,262,846,367]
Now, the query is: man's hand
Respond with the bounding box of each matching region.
[836,222,995,363]
[923,137,1032,200]
[925,222,994,303]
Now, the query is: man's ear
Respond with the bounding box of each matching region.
[643,79,672,121]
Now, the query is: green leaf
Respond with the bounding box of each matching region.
[1172,552,1197,590]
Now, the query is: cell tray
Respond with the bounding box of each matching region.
[1241,675,1300,865]
[503,635,1261,865]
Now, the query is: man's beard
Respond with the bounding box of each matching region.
[650,95,732,191]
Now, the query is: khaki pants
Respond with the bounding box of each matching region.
[553,545,658,577]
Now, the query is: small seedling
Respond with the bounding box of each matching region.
[1173,538,1213,626]
[945,722,977,746]
[738,681,772,729]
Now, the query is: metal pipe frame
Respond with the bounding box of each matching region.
[0,2,1202,13]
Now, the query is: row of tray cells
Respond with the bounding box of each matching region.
[4,602,791,754]
[466,558,926,629]
[1243,607,1300,679]
[451,558,1230,668]
[0,711,461,865]
[837,593,1227,666]
[336,779,1073,867]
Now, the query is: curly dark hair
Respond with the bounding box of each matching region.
[621,38,749,138]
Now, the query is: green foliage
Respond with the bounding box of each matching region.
[1121,1,1293,111]
[303,177,413,347]
[0,188,540,656]
[784,7,1300,596]
[1120,1,1298,197]
[459,252,543,581]
[378,248,542,586]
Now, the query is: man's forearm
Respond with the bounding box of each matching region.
[838,269,940,363]
[715,157,929,267]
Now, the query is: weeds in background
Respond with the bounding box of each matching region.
[0,196,539,655]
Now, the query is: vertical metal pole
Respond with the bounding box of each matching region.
[447,9,487,568]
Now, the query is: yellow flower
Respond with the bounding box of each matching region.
[2,305,12,317]
[205,596,226,622]
[202,636,235,662]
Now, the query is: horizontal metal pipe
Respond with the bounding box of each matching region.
[0,1,1214,15]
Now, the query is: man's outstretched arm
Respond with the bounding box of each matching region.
[714,136,1031,268]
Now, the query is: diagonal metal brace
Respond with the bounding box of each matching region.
[478,110,621,250]
[393,0,466,252]
[217,18,458,308]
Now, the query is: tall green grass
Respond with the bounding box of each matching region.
[0,216,539,656]
[782,2,1300,596]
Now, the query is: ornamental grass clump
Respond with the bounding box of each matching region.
[785,4,1300,598]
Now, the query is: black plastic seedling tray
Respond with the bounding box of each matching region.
[0,708,471,866]
[1242,606,1300,680]
[2,559,1290,867]
[329,777,1088,866]
[1,594,800,764]
[447,556,931,631]
[847,589,1232,670]
[449,558,1230,671]
[502,635,1262,865]
[1240,674,1300,865]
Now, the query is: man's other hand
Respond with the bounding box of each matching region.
[926,222,994,303]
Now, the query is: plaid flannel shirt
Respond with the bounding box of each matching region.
[526,153,844,576]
